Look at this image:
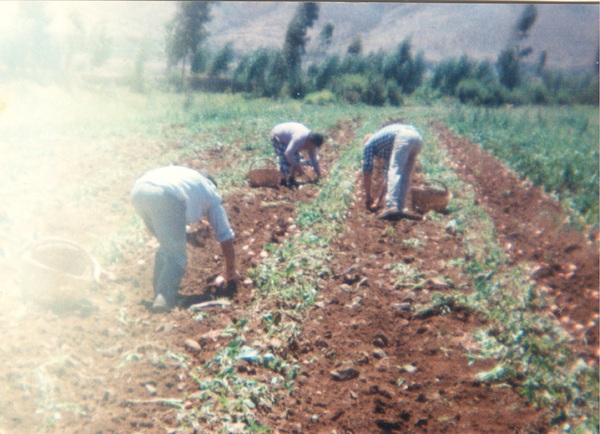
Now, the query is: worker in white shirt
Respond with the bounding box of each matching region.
[131,166,239,312]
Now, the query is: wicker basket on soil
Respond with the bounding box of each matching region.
[246,158,281,188]
[20,238,101,307]
[411,179,451,213]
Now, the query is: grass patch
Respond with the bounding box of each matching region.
[445,104,599,226]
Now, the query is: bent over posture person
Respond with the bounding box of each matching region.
[131,166,239,312]
[270,121,324,186]
[362,123,423,220]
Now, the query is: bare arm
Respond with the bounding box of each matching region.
[308,146,321,178]
[375,183,387,210]
[363,172,374,210]
[220,238,239,282]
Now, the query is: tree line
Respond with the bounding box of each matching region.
[165,3,598,107]
[1,2,597,106]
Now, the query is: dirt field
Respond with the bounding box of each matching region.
[0,119,597,433]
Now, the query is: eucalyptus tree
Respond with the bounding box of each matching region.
[282,2,319,97]
[165,2,213,78]
[209,42,234,78]
[496,4,538,89]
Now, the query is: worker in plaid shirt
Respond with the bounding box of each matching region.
[362,123,423,220]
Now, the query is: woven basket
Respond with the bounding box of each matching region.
[246,158,281,188]
[20,238,101,306]
[411,179,451,213]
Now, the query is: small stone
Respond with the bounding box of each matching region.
[339,284,356,293]
[355,352,369,364]
[375,358,390,372]
[415,392,427,403]
[399,364,418,374]
[376,420,402,431]
[184,339,201,352]
[428,277,450,290]
[391,303,412,311]
[330,368,359,381]
[214,275,226,287]
[103,390,114,402]
[372,349,386,359]
[145,384,158,396]
[415,417,428,427]
[373,334,389,348]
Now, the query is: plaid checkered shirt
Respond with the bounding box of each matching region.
[362,124,407,173]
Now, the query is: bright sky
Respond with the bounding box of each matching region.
[0,2,155,36]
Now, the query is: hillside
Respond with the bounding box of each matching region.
[1,2,598,72]
[209,2,599,69]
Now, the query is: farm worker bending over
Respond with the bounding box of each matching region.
[270,121,325,186]
[131,166,239,312]
[362,123,423,220]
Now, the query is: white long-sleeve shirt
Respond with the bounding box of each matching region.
[271,122,320,176]
[133,166,234,242]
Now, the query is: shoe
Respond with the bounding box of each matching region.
[280,177,299,188]
[398,210,423,221]
[378,208,423,221]
[152,294,172,313]
[377,207,401,220]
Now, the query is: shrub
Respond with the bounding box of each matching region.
[363,77,387,106]
[383,40,425,94]
[523,81,551,104]
[386,81,404,106]
[332,74,366,104]
[314,55,340,90]
[431,55,476,96]
[304,90,337,105]
[456,79,504,106]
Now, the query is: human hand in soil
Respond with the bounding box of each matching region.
[366,196,379,212]
[372,198,385,212]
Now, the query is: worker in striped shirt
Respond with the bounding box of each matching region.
[362,123,423,220]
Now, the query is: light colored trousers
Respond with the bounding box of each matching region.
[386,130,423,210]
[131,183,187,304]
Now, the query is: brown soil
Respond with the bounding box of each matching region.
[0,120,597,433]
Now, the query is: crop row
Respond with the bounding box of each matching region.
[445,104,599,226]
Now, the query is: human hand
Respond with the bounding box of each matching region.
[373,198,385,212]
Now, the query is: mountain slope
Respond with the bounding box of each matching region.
[207,2,599,69]
[4,2,597,71]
